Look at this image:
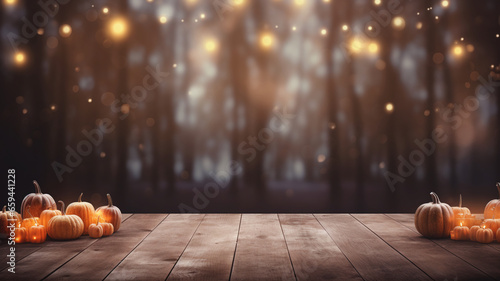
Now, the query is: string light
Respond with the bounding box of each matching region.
[4,0,16,5]
[14,51,25,65]
[349,37,364,53]
[374,0,381,5]
[385,103,394,113]
[204,39,218,52]
[260,33,274,49]
[159,16,167,24]
[368,42,379,54]
[453,45,464,57]
[441,0,449,7]
[108,17,128,40]
[102,7,109,14]
[200,13,205,19]
[59,24,72,38]
[320,28,327,36]
[392,17,405,30]
[342,24,349,31]
[294,0,305,6]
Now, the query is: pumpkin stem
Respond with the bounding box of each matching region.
[459,194,462,208]
[33,180,42,194]
[96,216,100,226]
[27,206,34,220]
[58,200,66,215]
[2,206,5,213]
[78,193,83,202]
[497,183,500,198]
[430,192,441,204]
[107,194,113,207]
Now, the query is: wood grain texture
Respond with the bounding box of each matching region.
[315,214,431,281]
[279,214,362,281]
[105,214,204,281]
[387,213,500,280]
[44,213,166,281]
[231,214,295,281]
[166,214,241,281]
[353,214,493,281]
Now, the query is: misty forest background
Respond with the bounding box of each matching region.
[1,0,500,213]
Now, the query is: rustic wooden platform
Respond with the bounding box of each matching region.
[1,214,499,281]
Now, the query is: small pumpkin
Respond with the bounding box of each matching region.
[0,206,21,234]
[22,207,40,237]
[482,218,500,234]
[452,194,471,227]
[475,226,495,243]
[28,223,47,244]
[415,192,454,238]
[14,226,28,244]
[66,193,95,235]
[96,216,114,236]
[47,200,84,240]
[470,225,481,241]
[95,194,122,231]
[484,183,500,219]
[40,203,62,227]
[450,223,470,241]
[88,216,103,239]
[21,180,56,218]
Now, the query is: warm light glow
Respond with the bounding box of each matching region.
[374,0,381,5]
[320,28,327,36]
[459,222,463,227]
[14,51,25,65]
[416,22,422,29]
[88,98,93,103]
[453,45,464,56]
[59,24,72,38]
[200,13,205,19]
[108,17,129,40]
[204,39,218,52]
[260,33,274,49]
[441,0,449,7]
[385,103,394,113]
[349,38,364,53]
[232,0,244,6]
[392,17,405,30]
[102,7,109,14]
[159,16,167,24]
[4,0,16,5]
[368,42,379,54]
[342,24,349,31]
[294,0,305,6]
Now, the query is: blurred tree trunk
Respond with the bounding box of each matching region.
[326,1,341,204]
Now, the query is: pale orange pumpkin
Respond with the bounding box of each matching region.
[452,194,471,227]
[47,201,84,240]
[470,225,481,241]
[482,218,500,234]
[95,194,122,231]
[66,193,95,235]
[22,207,40,237]
[450,224,470,241]
[475,226,495,243]
[88,217,103,239]
[40,203,62,227]
[0,206,21,234]
[484,183,500,219]
[21,181,56,218]
[29,224,46,244]
[14,226,28,244]
[415,192,454,238]
[96,216,114,236]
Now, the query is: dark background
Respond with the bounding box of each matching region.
[1,0,499,213]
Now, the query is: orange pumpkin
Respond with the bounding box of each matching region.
[470,225,481,241]
[415,192,454,238]
[482,218,500,234]
[484,183,500,219]
[95,194,122,231]
[475,226,495,243]
[452,194,471,227]
[88,217,103,239]
[66,193,95,235]
[47,201,84,240]
[0,206,21,234]
[28,224,46,244]
[21,181,56,218]
[450,223,470,241]
[14,226,28,244]
[22,207,40,237]
[94,216,114,236]
[40,203,62,227]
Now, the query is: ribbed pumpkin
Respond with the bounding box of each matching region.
[452,194,471,227]
[14,226,28,243]
[95,194,122,231]
[475,226,494,243]
[28,224,46,244]
[88,217,103,239]
[95,216,114,236]
[0,206,21,234]
[415,192,454,238]
[22,207,40,237]
[450,224,470,241]
[482,218,500,234]
[47,201,84,240]
[66,193,95,235]
[470,225,481,241]
[21,181,56,218]
[484,183,500,219]
[40,203,62,227]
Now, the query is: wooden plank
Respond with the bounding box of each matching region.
[315,214,430,281]
[231,214,295,281]
[166,214,241,281]
[44,214,166,281]
[353,214,493,281]
[0,213,135,280]
[279,214,362,281]
[388,213,500,279]
[105,214,205,281]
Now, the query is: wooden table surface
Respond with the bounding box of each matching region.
[1,214,499,281]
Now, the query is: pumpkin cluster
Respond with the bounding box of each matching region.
[415,183,500,244]
[0,181,121,244]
